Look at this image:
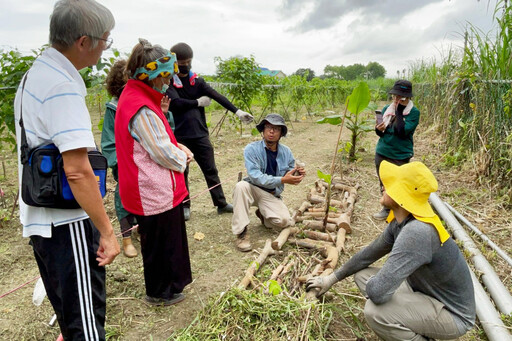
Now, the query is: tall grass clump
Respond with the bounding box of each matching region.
[412,0,512,204]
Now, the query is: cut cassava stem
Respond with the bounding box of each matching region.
[239,239,278,289]
[336,227,346,253]
[270,255,290,281]
[272,227,298,250]
[303,220,337,232]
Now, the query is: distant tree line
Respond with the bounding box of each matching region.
[292,62,386,81]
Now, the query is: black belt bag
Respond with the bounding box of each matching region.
[21,144,107,209]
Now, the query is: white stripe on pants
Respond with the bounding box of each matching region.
[231,181,292,235]
[69,221,100,340]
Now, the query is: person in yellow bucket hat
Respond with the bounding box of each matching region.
[307,161,475,340]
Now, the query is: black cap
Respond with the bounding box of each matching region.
[256,113,288,137]
[389,80,413,98]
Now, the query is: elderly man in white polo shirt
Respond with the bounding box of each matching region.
[14,1,119,339]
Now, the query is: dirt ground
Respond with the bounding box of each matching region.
[0,107,511,340]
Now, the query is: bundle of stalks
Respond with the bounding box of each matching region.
[170,285,369,341]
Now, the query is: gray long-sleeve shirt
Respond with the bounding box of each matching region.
[334,215,475,333]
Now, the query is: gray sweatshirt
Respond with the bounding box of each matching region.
[334,215,475,333]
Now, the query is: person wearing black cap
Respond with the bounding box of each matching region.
[373,80,420,221]
[231,113,305,251]
[165,42,254,221]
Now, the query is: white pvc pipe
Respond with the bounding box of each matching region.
[444,201,512,267]
[430,193,512,315]
[470,269,512,340]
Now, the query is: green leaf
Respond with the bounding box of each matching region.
[344,142,352,153]
[316,115,342,125]
[266,280,282,296]
[97,117,104,132]
[251,127,260,136]
[317,169,332,184]
[346,82,371,115]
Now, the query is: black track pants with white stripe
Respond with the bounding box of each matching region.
[30,219,106,341]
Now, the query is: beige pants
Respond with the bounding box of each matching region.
[355,267,463,341]
[231,181,292,235]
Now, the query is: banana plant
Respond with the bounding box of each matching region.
[317,81,372,161]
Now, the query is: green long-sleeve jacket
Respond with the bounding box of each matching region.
[375,104,420,160]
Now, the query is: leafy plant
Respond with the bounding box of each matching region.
[214,55,263,114]
[0,48,41,148]
[317,82,372,160]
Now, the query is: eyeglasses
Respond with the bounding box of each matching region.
[264,124,282,132]
[88,36,113,50]
[392,94,408,101]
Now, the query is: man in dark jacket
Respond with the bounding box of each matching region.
[166,42,253,220]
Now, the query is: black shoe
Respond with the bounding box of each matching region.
[145,293,185,306]
[183,207,190,221]
[217,203,233,214]
[255,209,267,227]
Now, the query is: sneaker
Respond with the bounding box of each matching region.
[217,203,233,214]
[236,227,252,252]
[145,293,185,306]
[372,207,390,221]
[183,207,191,221]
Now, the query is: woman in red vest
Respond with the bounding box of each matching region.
[115,38,194,306]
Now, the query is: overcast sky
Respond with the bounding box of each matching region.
[0,0,501,78]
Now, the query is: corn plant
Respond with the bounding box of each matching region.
[412,0,512,204]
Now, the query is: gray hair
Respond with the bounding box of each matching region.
[49,0,115,50]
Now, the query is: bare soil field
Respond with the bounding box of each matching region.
[0,107,510,340]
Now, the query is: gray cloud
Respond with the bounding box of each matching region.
[282,0,445,32]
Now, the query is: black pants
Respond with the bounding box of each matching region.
[178,136,227,208]
[135,203,192,299]
[375,153,410,192]
[30,219,106,341]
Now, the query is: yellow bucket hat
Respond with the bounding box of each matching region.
[380,161,450,244]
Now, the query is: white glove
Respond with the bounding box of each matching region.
[197,96,211,107]
[305,273,338,297]
[236,109,254,124]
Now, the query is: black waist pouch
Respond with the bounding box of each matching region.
[22,144,107,209]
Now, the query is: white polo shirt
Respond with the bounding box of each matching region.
[14,47,96,237]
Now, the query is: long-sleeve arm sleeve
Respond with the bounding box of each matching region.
[202,82,238,113]
[244,146,282,189]
[100,105,117,168]
[166,86,199,114]
[334,228,394,281]
[364,224,432,305]
[129,107,187,173]
[393,106,420,139]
